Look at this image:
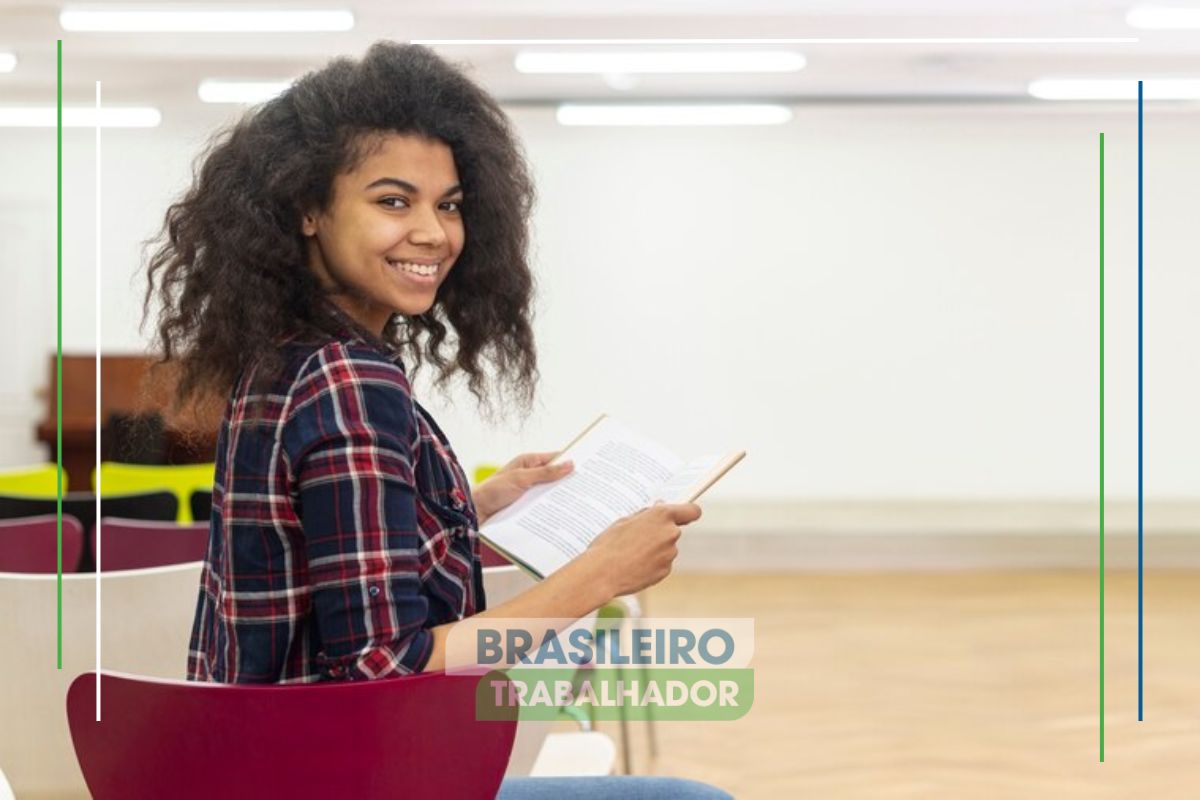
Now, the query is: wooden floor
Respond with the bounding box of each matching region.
[598,571,1200,799]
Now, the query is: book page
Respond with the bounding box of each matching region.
[480,416,684,577]
[653,450,746,503]
[651,454,725,503]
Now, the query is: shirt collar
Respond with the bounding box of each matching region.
[319,300,408,368]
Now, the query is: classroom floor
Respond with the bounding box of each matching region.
[612,571,1200,799]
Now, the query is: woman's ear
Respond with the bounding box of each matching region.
[301,210,318,237]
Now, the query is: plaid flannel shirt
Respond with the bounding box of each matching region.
[187,320,485,683]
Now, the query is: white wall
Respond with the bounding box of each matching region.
[2,103,1195,501]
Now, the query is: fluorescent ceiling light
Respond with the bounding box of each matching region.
[556,104,792,126]
[1029,78,1200,100]
[517,51,805,74]
[60,8,354,32]
[199,80,292,104]
[421,37,1138,46]
[1126,5,1200,29]
[0,106,162,127]
[0,52,15,73]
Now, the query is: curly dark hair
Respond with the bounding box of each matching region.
[143,41,539,429]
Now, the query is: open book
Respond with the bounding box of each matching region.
[478,414,745,579]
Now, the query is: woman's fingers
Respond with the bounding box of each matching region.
[529,459,573,484]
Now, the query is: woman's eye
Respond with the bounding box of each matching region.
[379,197,408,209]
[441,200,463,213]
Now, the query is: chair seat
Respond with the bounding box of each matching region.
[529,731,617,777]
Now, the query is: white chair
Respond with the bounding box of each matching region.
[0,562,585,794]
[481,565,562,778]
[0,764,15,800]
[0,562,201,798]
[530,731,618,777]
[482,565,620,778]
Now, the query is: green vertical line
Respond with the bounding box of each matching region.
[1099,131,1105,763]
[56,38,63,670]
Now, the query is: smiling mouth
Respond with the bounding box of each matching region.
[385,259,442,286]
[386,259,440,276]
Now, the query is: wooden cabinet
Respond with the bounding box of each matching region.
[35,354,221,490]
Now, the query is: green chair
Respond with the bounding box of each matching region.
[91,462,216,524]
[0,464,63,498]
[559,600,654,775]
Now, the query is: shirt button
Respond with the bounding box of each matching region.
[368,584,380,597]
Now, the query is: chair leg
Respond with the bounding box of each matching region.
[614,658,632,774]
[596,601,634,774]
[636,590,659,762]
[641,659,658,762]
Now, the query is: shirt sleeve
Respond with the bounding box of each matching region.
[281,343,433,680]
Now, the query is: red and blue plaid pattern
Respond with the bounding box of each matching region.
[188,325,484,683]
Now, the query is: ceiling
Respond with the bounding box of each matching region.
[1,0,1198,117]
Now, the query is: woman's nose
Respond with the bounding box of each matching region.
[407,205,447,246]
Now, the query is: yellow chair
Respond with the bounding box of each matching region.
[91,463,216,524]
[473,464,500,485]
[0,464,63,498]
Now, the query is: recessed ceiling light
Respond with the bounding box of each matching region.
[1028,78,1200,100]
[517,51,805,74]
[1126,5,1200,29]
[0,106,162,127]
[198,80,293,104]
[59,8,354,33]
[556,104,792,126]
[0,52,16,73]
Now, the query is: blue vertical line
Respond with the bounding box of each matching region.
[1137,78,1144,723]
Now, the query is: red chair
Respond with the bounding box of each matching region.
[0,491,178,571]
[67,670,518,799]
[92,518,209,571]
[0,514,84,573]
[481,540,513,567]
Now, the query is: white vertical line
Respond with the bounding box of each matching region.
[94,79,102,722]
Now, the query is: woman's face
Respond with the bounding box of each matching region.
[302,132,465,335]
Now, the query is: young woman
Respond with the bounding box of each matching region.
[145,42,729,798]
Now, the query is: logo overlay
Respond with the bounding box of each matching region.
[446,617,755,722]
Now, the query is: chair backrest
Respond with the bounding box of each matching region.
[67,670,518,800]
[481,563,533,605]
[0,463,61,498]
[189,489,213,524]
[474,463,501,484]
[480,565,556,778]
[0,562,202,797]
[92,462,215,523]
[100,490,178,524]
[0,514,84,573]
[481,540,514,567]
[93,518,209,571]
[0,492,179,571]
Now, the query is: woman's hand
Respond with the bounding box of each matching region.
[473,451,575,525]
[583,502,703,598]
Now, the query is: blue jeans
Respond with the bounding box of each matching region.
[497,776,733,799]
